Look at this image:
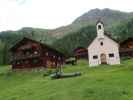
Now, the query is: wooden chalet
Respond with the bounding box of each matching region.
[9,37,65,69]
[74,47,88,60]
[119,38,133,58]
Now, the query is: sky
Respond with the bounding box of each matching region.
[0,0,133,31]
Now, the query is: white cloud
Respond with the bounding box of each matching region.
[0,0,132,31]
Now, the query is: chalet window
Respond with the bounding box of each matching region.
[46,52,48,56]
[24,51,30,55]
[58,57,61,60]
[100,42,103,46]
[16,61,20,65]
[20,60,23,64]
[14,61,16,65]
[98,25,101,30]
[34,51,38,54]
[24,60,29,64]
[109,53,114,58]
[53,62,55,66]
[32,59,40,64]
[93,55,98,59]
[23,49,32,55]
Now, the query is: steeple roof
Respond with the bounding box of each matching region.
[96,19,104,26]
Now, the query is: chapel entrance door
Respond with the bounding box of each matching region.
[100,53,107,64]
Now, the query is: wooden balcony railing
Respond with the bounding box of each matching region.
[10,53,41,61]
[119,48,133,53]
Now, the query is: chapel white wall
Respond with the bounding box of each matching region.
[88,36,120,67]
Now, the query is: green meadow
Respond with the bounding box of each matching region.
[0,59,133,100]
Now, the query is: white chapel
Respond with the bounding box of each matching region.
[87,20,120,66]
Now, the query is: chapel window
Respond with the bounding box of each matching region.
[98,25,101,30]
[93,55,98,59]
[100,42,103,46]
[109,53,114,58]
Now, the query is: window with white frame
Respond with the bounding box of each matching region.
[93,55,98,59]
[109,53,114,58]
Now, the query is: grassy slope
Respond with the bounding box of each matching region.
[1,60,133,100]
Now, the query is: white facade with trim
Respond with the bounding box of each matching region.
[88,21,120,67]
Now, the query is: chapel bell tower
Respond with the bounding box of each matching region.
[96,20,104,39]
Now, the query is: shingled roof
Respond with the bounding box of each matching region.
[9,37,65,56]
[96,19,104,26]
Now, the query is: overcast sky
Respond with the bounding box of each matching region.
[0,0,133,31]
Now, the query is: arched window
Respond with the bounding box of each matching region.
[100,42,103,46]
[98,25,101,30]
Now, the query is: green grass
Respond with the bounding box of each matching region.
[1,59,133,100]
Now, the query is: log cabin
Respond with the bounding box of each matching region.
[119,38,133,58]
[9,37,65,69]
[74,47,88,60]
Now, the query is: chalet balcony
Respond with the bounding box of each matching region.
[119,48,133,53]
[10,53,41,61]
[75,52,88,56]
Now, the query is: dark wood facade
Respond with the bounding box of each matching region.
[10,37,65,69]
[120,38,133,58]
[74,47,88,60]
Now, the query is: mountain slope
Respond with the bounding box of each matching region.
[53,25,96,56]
[113,18,133,41]
[48,8,133,37]
[73,8,133,28]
